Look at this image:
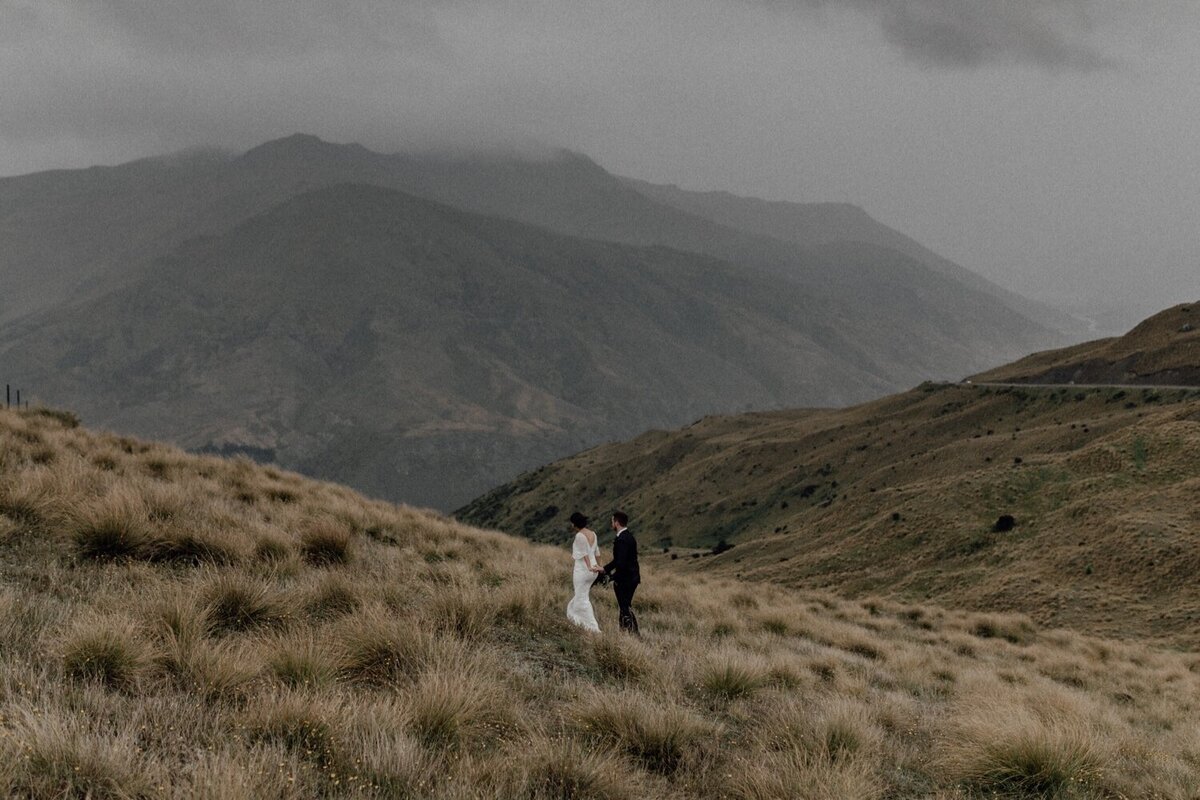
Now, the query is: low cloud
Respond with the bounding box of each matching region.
[789,0,1116,69]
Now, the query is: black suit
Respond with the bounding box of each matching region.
[604,528,640,634]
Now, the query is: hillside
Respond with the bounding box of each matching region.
[459,309,1200,646]
[1,164,1061,511]
[972,302,1200,386]
[3,407,1200,798]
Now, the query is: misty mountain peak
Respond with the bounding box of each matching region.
[238,133,370,166]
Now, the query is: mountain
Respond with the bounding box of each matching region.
[458,305,1200,645]
[622,177,1082,337]
[971,302,1200,386]
[1,183,934,509]
[1,134,1067,508]
[3,405,1198,797]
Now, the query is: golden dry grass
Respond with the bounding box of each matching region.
[2,406,1200,798]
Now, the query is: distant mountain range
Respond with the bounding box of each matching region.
[1,134,1071,508]
[458,303,1200,644]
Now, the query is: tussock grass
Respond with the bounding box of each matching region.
[59,618,150,689]
[497,736,635,800]
[697,652,767,701]
[571,689,717,774]
[203,572,290,633]
[303,573,361,620]
[268,631,341,689]
[1,708,162,799]
[591,633,652,682]
[334,610,433,685]
[69,487,154,561]
[937,688,1113,795]
[405,669,514,749]
[1,407,1199,798]
[299,519,354,566]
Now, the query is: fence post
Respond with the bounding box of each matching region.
[15,389,20,409]
[5,384,8,409]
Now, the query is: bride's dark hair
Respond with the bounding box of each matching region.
[569,512,589,529]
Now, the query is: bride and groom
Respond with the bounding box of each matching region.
[566,510,640,635]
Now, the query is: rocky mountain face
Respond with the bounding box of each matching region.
[2,135,1067,508]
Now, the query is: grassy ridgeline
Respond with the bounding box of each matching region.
[1,407,1198,798]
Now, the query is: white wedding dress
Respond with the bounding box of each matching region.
[566,531,601,632]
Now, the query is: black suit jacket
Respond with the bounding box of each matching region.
[604,528,640,585]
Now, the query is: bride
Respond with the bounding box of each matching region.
[566,512,604,632]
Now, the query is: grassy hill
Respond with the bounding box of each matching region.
[3,407,1200,798]
[459,308,1200,646]
[972,302,1200,386]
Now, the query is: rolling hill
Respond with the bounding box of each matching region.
[3,405,1199,797]
[972,302,1200,386]
[1,136,1069,508]
[458,305,1200,646]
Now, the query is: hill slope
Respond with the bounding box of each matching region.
[459,309,1200,645]
[0,176,1059,510]
[3,407,1200,798]
[972,302,1200,386]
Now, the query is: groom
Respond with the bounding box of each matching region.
[603,510,640,634]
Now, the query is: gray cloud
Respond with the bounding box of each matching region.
[0,0,1197,323]
[787,0,1114,69]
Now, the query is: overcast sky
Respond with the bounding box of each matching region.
[2,0,1197,325]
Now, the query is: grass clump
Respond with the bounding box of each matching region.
[60,621,149,689]
[3,709,161,799]
[335,611,432,685]
[405,670,513,749]
[572,690,716,774]
[698,654,766,701]
[938,698,1110,795]
[299,520,353,566]
[268,633,340,689]
[69,490,152,561]
[304,574,361,620]
[203,572,289,633]
[501,736,635,800]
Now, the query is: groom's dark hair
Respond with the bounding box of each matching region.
[569,512,589,529]
[612,510,629,527]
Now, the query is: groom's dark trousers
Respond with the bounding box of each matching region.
[614,580,639,634]
[604,527,641,635]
